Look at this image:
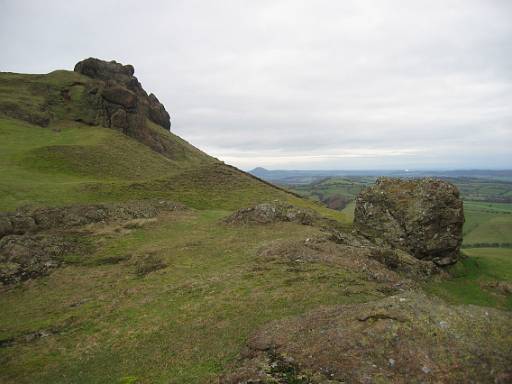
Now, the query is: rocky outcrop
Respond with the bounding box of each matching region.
[0,200,184,284]
[222,292,512,383]
[64,58,186,160]
[257,235,438,283]
[74,58,170,130]
[224,202,317,225]
[0,234,88,284]
[0,200,183,240]
[354,178,464,266]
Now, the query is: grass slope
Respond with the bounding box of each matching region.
[0,211,377,383]
[0,70,347,222]
[424,248,512,310]
[0,68,353,383]
[463,201,512,246]
[0,119,345,221]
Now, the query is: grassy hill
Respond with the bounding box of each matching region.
[0,66,357,382]
[0,70,344,221]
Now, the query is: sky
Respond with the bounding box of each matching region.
[1,0,511,170]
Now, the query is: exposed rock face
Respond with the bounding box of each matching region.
[74,58,171,131]
[354,178,464,266]
[222,292,512,384]
[224,202,317,225]
[0,200,183,240]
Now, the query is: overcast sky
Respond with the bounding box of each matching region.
[1,0,511,170]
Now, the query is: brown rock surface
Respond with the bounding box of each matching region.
[222,292,512,383]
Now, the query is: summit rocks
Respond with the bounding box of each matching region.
[74,58,171,131]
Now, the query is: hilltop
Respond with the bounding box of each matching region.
[0,59,510,384]
[0,59,334,215]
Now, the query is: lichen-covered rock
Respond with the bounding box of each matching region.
[354,178,464,266]
[222,292,512,383]
[225,202,317,225]
[100,85,137,109]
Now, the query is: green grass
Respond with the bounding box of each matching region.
[0,117,186,210]
[0,211,377,383]
[424,248,512,310]
[339,200,356,221]
[0,116,349,225]
[463,201,512,246]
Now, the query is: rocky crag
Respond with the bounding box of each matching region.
[71,58,176,157]
[0,58,210,163]
[73,57,170,132]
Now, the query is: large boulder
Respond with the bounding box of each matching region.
[354,178,464,266]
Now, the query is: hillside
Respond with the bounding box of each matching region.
[0,61,339,217]
[0,60,511,384]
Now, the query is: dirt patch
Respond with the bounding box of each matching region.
[221,292,512,383]
[481,280,512,295]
